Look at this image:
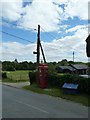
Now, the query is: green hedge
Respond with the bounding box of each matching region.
[2,72,7,78]
[48,72,89,94]
[28,71,36,84]
[28,71,89,94]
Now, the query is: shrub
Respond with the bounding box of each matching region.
[28,70,89,94]
[47,72,89,94]
[28,71,36,84]
[2,72,7,78]
[3,65,15,71]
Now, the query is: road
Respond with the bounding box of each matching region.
[2,85,88,118]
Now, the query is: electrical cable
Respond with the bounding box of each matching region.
[40,26,57,40]
[2,21,85,56]
[1,31,34,43]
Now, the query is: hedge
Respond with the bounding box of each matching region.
[2,72,7,78]
[28,71,36,84]
[48,72,89,94]
[28,71,89,94]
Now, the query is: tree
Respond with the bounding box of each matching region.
[14,59,18,63]
[60,59,68,66]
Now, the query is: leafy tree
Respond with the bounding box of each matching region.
[60,59,68,66]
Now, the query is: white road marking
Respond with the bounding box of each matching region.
[14,99,49,114]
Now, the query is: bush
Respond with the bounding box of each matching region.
[2,72,7,78]
[47,72,89,94]
[28,71,36,84]
[3,65,15,71]
[28,70,89,94]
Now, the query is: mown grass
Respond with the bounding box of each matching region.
[23,83,90,107]
[2,70,30,82]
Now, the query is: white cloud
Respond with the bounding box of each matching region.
[66,25,87,33]
[18,0,62,32]
[0,0,89,62]
[0,0,23,21]
[0,0,89,31]
[64,0,89,20]
[2,42,36,61]
[1,26,88,62]
[53,0,89,20]
[41,25,88,62]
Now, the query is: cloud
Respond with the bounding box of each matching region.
[0,0,89,32]
[0,0,89,62]
[1,25,88,62]
[2,42,36,61]
[66,25,87,33]
[64,0,89,20]
[53,0,89,20]
[0,0,23,21]
[18,0,62,32]
[41,25,88,62]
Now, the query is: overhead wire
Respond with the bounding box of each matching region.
[40,26,57,40]
[2,21,86,57]
[40,26,85,55]
[1,31,34,43]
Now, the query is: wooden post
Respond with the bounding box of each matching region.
[37,25,40,64]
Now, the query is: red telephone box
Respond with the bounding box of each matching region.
[37,64,48,88]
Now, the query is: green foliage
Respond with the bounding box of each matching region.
[28,71,36,84]
[2,61,36,71]
[2,72,7,78]
[2,61,15,71]
[2,70,30,82]
[48,72,89,94]
[28,70,89,94]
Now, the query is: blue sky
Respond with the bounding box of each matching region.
[1,0,90,62]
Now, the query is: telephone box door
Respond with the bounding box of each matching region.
[37,64,48,88]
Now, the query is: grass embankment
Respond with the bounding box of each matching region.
[2,70,30,82]
[23,83,89,107]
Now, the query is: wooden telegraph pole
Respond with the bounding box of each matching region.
[33,25,48,88]
[37,25,40,64]
[33,24,46,64]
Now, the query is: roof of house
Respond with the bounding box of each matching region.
[70,64,88,70]
[58,66,76,71]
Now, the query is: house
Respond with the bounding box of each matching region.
[56,64,88,75]
[56,66,76,74]
[70,64,88,75]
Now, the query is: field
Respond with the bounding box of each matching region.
[3,70,30,82]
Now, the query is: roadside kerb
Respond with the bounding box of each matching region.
[2,82,30,89]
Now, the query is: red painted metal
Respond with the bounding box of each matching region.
[37,63,48,88]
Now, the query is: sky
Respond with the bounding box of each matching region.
[0,0,90,63]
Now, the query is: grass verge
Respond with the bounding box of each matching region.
[2,78,28,83]
[23,83,90,107]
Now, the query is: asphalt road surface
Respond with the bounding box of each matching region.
[2,85,88,118]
